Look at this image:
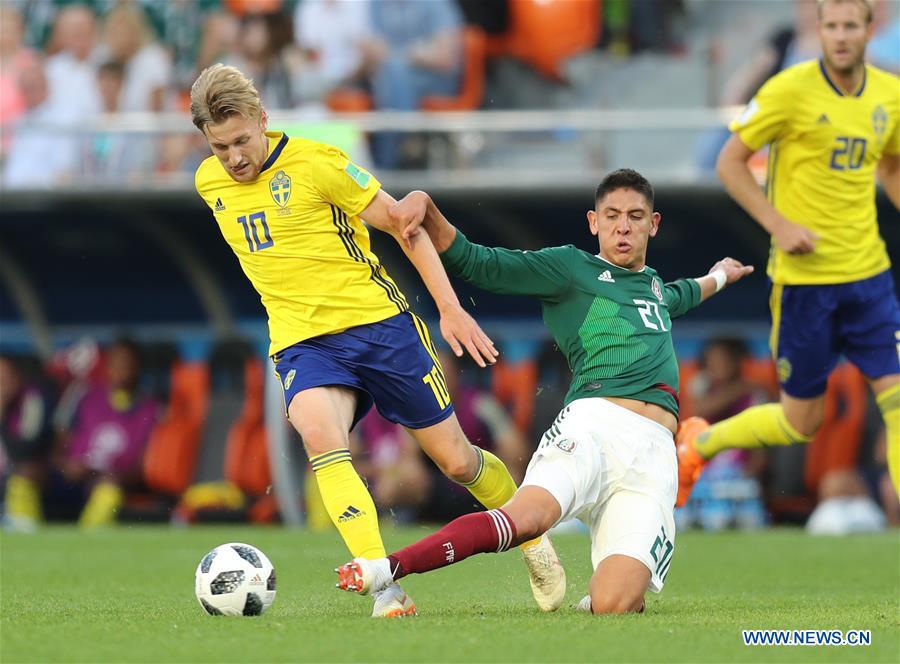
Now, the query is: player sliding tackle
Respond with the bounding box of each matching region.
[337,169,753,613]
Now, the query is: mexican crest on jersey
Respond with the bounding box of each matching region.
[652,277,664,303]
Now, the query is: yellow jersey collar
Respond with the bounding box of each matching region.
[818,59,867,97]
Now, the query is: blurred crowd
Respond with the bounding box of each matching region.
[0,0,685,182]
[1,334,895,534]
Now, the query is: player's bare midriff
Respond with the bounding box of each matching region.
[602,396,678,434]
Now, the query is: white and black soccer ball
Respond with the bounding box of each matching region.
[195,542,276,616]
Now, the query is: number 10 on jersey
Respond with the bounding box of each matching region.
[237,211,274,252]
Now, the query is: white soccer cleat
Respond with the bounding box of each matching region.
[522,533,566,611]
[371,583,417,618]
[335,557,393,596]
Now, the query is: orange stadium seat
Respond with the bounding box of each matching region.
[421,27,488,111]
[142,362,208,496]
[224,355,271,497]
[489,0,601,80]
[224,0,282,16]
[325,88,374,113]
[492,358,538,435]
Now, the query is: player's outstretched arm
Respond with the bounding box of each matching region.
[695,258,754,304]
[361,190,498,367]
[717,133,818,254]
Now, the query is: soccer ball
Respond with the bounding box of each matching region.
[195,542,276,616]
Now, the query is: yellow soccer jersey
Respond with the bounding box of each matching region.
[730,60,900,285]
[195,132,408,356]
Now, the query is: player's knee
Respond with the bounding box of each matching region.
[441,457,476,484]
[437,448,478,484]
[590,589,645,615]
[299,423,346,457]
[786,411,822,439]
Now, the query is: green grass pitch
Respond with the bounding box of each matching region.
[1,526,898,663]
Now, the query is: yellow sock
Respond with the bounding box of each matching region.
[310,449,385,559]
[695,403,811,459]
[79,481,123,529]
[460,447,540,548]
[304,469,334,532]
[5,474,42,528]
[875,384,900,496]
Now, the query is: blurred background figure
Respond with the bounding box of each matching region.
[366,0,464,167]
[677,338,767,531]
[291,0,373,105]
[1,354,56,532]
[55,338,160,529]
[223,11,299,109]
[99,3,171,113]
[0,3,38,160]
[2,55,80,188]
[44,4,101,122]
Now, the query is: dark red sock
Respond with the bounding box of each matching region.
[388,509,517,580]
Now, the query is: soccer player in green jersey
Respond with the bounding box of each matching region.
[335,169,753,614]
[678,0,900,505]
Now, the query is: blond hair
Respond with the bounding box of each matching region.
[190,64,263,132]
[817,0,873,23]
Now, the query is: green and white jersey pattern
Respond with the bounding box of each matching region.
[442,232,701,416]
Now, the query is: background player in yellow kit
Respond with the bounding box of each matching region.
[191,64,563,617]
[678,0,900,504]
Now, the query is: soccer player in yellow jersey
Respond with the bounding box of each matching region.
[678,0,900,505]
[190,64,564,617]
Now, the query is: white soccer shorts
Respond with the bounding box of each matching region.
[521,397,677,592]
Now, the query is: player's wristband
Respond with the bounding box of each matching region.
[711,269,727,293]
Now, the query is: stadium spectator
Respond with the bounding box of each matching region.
[99,3,172,113]
[2,56,81,188]
[679,0,900,504]
[291,0,373,105]
[336,169,754,614]
[57,338,160,529]
[223,12,300,109]
[0,4,39,158]
[82,60,156,181]
[366,0,464,167]
[678,338,766,530]
[1,354,56,532]
[44,5,101,126]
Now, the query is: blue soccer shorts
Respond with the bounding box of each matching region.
[769,270,900,398]
[273,312,453,430]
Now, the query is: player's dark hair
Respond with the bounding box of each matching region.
[595,169,654,208]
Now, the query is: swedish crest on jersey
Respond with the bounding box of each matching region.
[872,105,887,140]
[269,170,291,208]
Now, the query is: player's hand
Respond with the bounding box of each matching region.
[709,257,754,285]
[389,191,429,249]
[772,217,818,254]
[439,306,499,368]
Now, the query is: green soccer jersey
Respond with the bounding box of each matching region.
[442,232,702,417]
